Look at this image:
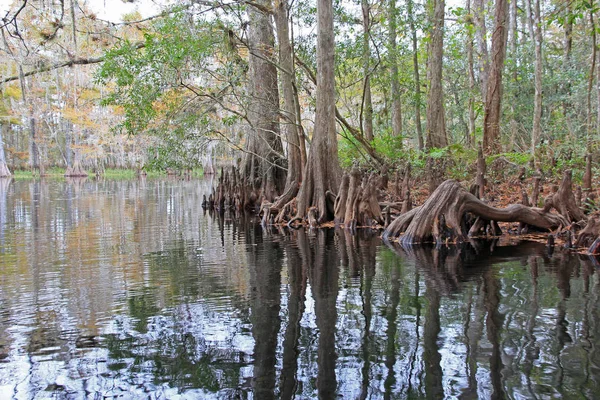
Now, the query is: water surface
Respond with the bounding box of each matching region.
[0,178,599,399]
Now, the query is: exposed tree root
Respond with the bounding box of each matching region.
[542,169,585,222]
[383,179,569,245]
[333,168,382,228]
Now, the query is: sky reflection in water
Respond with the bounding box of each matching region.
[0,178,599,399]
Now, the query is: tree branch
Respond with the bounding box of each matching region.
[0,42,145,85]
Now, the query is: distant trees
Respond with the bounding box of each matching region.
[1,0,600,183]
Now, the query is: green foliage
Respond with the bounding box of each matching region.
[96,7,243,170]
[487,152,532,166]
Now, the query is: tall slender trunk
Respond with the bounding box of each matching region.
[564,2,573,64]
[466,0,476,147]
[527,0,543,160]
[509,0,519,150]
[474,0,490,103]
[273,0,302,208]
[425,0,447,149]
[70,0,77,52]
[295,0,341,222]
[388,0,402,139]
[408,0,424,150]
[0,124,11,177]
[482,0,509,154]
[361,0,374,142]
[588,9,596,149]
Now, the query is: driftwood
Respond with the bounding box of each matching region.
[383,179,569,245]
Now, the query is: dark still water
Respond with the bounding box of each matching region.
[0,178,599,399]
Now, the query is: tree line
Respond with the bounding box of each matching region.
[0,0,598,219]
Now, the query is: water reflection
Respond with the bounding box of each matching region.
[0,179,600,398]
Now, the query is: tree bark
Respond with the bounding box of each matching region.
[294,0,342,223]
[388,0,402,139]
[509,0,519,150]
[361,0,374,142]
[244,0,286,206]
[482,0,509,154]
[527,0,543,161]
[474,0,489,103]
[425,0,448,149]
[542,169,585,223]
[407,0,424,150]
[273,0,302,209]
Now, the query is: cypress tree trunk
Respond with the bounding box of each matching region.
[425,0,448,149]
[273,0,302,209]
[295,0,342,223]
[482,0,509,154]
[244,0,286,206]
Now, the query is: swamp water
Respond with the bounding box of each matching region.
[0,178,599,399]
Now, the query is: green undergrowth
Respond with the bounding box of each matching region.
[339,134,594,186]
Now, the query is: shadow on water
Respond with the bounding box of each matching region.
[1,179,600,398]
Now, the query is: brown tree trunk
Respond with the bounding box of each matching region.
[244,0,286,207]
[425,0,448,149]
[476,144,486,199]
[483,0,509,154]
[527,0,543,161]
[273,0,302,210]
[388,0,402,139]
[361,0,374,142]
[408,0,424,150]
[294,0,342,223]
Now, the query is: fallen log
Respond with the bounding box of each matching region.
[383,179,569,245]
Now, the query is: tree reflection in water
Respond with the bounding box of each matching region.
[2,179,600,398]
